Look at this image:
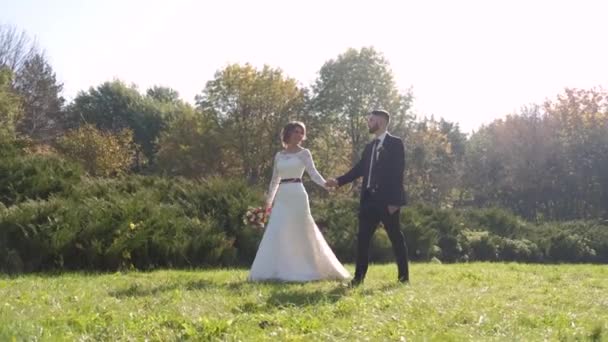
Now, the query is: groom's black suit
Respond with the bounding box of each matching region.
[337,133,409,283]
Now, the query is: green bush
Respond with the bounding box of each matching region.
[400,207,440,260]
[547,233,596,263]
[401,205,459,261]
[464,231,499,261]
[463,207,524,238]
[0,153,82,206]
[0,198,65,273]
[369,228,398,262]
[0,192,240,272]
[525,220,608,263]
[66,175,264,263]
[0,176,263,273]
[3,156,608,273]
[312,201,447,263]
[312,198,419,263]
[155,177,263,264]
[497,238,543,262]
[311,197,359,262]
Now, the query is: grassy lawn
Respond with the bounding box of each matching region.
[1,263,607,341]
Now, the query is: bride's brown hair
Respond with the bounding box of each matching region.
[281,121,306,146]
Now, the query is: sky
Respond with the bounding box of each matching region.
[2,0,607,133]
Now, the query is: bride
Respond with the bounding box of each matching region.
[248,121,350,282]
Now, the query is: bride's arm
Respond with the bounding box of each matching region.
[265,152,281,209]
[301,149,327,188]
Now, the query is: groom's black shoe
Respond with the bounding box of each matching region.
[398,276,409,284]
[348,278,363,288]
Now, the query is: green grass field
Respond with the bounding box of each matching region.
[1,263,607,341]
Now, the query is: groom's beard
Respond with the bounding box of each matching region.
[369,124,379,134]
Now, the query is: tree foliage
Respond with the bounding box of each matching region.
[56,124,136,177]
[196,64,307,183]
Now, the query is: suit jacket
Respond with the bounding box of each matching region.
[337,133,407,207]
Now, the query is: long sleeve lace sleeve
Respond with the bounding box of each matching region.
[300,149,326,188]
[265,152,281,208]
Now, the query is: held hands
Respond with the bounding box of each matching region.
[325,178,338,189]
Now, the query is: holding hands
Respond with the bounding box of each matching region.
[324,178,338,191]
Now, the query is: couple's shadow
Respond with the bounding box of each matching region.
[257,282,350,308]
[108,278,216,298]
[229,281,349,311]
[109,278,350,308]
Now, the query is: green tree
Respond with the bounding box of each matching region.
[0,24,38,73]
[312,47,413,166]
[463,88,608,220]
[156,106,223,178]
[406,117,465,206]
[66,80,170,167]
[14,53,64,140]
[0,67,22,142]
[56,124,136,177]
[463,110,554,218]
[196,64,307,183]
[543,88,608,219]
[146,86,180,104]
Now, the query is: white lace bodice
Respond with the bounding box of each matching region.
[266,149,326,207]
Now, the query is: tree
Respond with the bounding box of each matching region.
[406,117,465,206]
[0,24,38,73]
[543,88,608,219]
[56,124,136,177]
[14,53,64,140]
[312,47,413,166]
[196,64,307,183]
[463,88,608,220]
[0,67,22,142]
[156,105,224,178]
[66,80,171,167]
[463,110,556,218]
[146,86,180,104]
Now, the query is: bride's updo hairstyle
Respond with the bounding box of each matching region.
[281,121,307,147]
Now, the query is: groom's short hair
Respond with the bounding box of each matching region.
[371,110,390,124]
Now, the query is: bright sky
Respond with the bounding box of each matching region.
[2,0,607,133]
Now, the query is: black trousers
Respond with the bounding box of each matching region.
[354,190,409,281]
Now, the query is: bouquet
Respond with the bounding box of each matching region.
[243,206,269,229]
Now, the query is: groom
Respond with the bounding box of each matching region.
[326,110,409,286]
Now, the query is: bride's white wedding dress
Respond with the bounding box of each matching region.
[248,149,350,282]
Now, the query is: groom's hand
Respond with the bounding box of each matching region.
[388,205,400,215]
[325,178,338,188]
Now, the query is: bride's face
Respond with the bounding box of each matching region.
[289,127,305,145]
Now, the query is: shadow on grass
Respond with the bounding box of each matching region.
[358,282,410,296]
[108,276,351,305]
[265,284,349,308]
[109,279,216,298]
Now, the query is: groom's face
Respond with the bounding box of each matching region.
[367,114,381,133]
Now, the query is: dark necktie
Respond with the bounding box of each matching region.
[367,139,380,189]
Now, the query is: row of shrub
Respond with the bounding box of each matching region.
[1,141,607,273]
[0,175,266,273]
[312,199,608,264]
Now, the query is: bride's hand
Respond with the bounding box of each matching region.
[325,178,338,188]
